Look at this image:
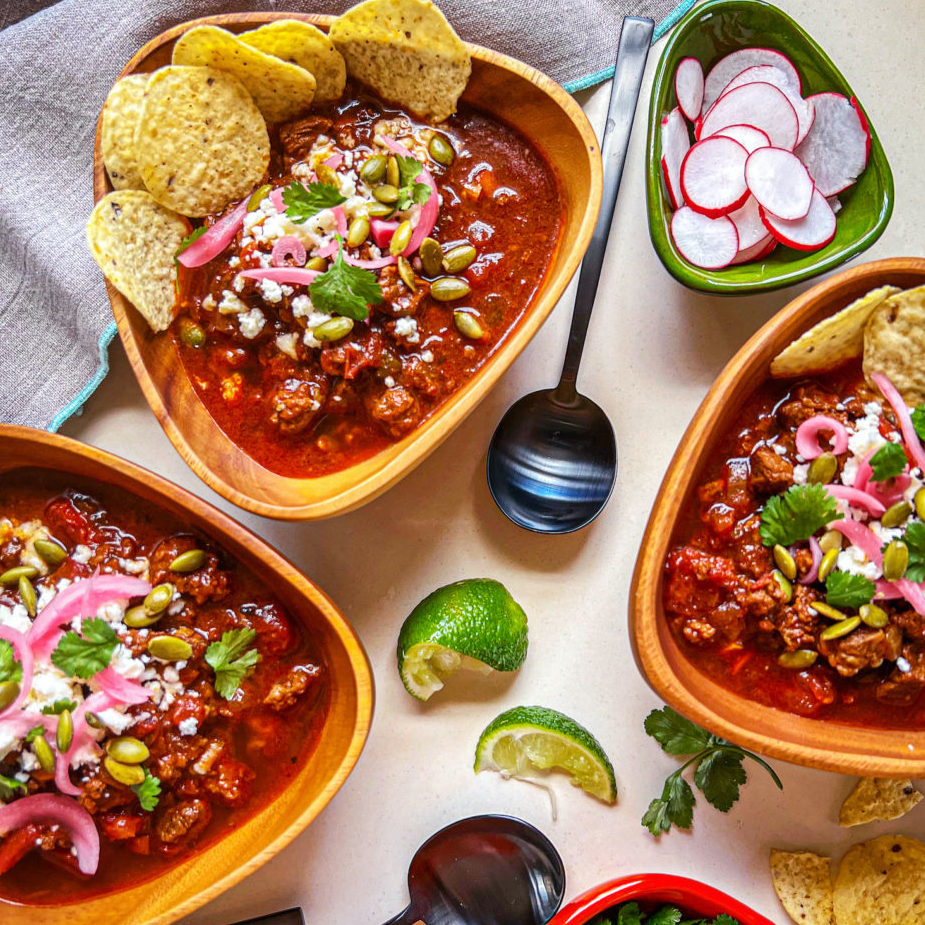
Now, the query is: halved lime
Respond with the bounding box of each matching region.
[474,705,617,804]
[397,578,528,701]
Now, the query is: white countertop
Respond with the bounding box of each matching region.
[61,1,925,921]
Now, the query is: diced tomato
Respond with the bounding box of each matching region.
[98,812,147,842]
[168,695,207,730]
[44,498,98,545]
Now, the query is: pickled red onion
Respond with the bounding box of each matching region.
[54,749,80,797]
[238,268,320,285]
[874,579,904,600]
[370,219,399,248]
[378,136,439,255]
[95,668,151,705]
[314,240,339,259]
[0,794,99,874]
[824,484,886,516]
[869,472,911,507]
[270,188,285,213]
[343,253,396,270]
[853,447,876,491]
[871,372,925,472]
[270,236,307,268]
[177,199,249,269]
[895,578,925,616]
[331,205,347,238]
[828,518,882,566]
[795,415,848,459]
[324,153,343,169]
[0,627,32,719]
[799,536,822,585]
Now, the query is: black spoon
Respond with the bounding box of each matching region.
[380,815,565,925]
[486,17,654,533]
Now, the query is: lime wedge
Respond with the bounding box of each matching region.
[474,705,617,804]
[397,578,528,701]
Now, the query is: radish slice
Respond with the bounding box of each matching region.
[745,147,814,220]
[713,124,771,153]
[828,196,842,215]
[680,136,750,218]
[729,232,775,265]
[850,96,872,162]
[800,536,823,585]
[701,82,799,151]
[0,627,31,719]
[727,196,767,250]
[270,235,307,268]
[238,268,320,285]
[177,199,248,269]
[660,107,690,209]
[794,93,869,196]
[702,47,802,114]
[795,414,848,458]
[670,207,739,269]
[370,218,399,249]
[0,795,99,875]
[717,65,815,145]
[825,484,886,516]
[761,189,836,251]
[674,57,704,122]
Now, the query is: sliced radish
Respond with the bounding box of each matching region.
[702,47,802,114]
[680,136,749,217]
[716,65,815,144]
[850,96,872,162]
[828,195,842,214]
[674,57,704,122]
[700,82,799,151]
[713,124,770,153]
[745,147,814,220]
[794,93,869,196]
[694,116,703,140]
[761,189,837,251]
[727,196,766,250]
[671,207,739,269]
[729,232,775,265]
[660,107,690,209]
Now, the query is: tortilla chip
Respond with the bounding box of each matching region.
[329,0,470,123]
[172,25,316,123]
[770,849,835,925]
[863,285,925,405]
[834,835,925,925]
[100,74,150,190]
[770,286,900,377]
[135,65,269,217]
[239,20,346,104]
[840,778,923,827]
[86,190,188,332]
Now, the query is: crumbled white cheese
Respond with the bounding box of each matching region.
[219,290,248,314]
[384,376,396,388]
[72,545,92,564]
[771,443,787,456]
[898,657,912,673]
[302,311,334,349]
[26,663,79,713]
[178,718,199,736]
[117,557,148,576]
[233,273,247,293]
[239,307,267,339]
[848,408,888,458]
[95,708,135,734]
[792,463,809,486]
[202,294,216,311]
[260,278,284,304]
[421,350,434,363]
[836,545,881,580]
[109,645,147,681]
[0,603,32,634]
[291,294,314,319]
[228,256,240,268]
[394,317,420,343]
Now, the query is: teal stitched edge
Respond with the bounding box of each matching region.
[562,0,697,93]
[47,320,118,433]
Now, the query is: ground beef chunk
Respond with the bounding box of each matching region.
[268,377,328,435]
[819,625,903,677]
[376,264,429,316]
[891,609,925,641]
[365,385,422,438]
[749,445,793,495]
[279,115,333,163]
[729,514,772,578]
[149,535,231,605]
[773,585,822,650]
[203,756,255,807]
[155,799,212,845]
[319,333,385,379]
[877,643,925,705]
[777,384,843,430]
[263,665,320,711]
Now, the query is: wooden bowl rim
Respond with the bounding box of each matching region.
[0,423,374,921]
[96,12,603,520]
[629,256,925,776]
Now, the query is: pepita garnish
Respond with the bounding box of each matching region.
[397,256,416,291]
[817,547,839,582]
[386,154,400,187]
[34,538,67,567]
[18,575,36,617]
[810,601,847,622]
[881,501,913,529]
[882,540,910,581]
[777,649,818,670]
[0,681,20,712]
[360,155,387,185]
[347,216,370,249]
[247,184,272,212]
[820,616,861,641]
[169,549,207,573]
[389,220,413,256]
[373,184,399,204]
[147,635,193,661]
[428,132,455,166]
[34,736,55,775]
[56,709,73,753]
[430,277,471,302]
[860,603,890,628]
[104,756,145,786]
[106,736,150,765]
[772,544,796,581]
[807,452,837,485]
[771,569,793,604]
[453,311,485,340]
[313,317,354,342]
[0,566,38,587]
[419,238,443,277]
[441,244,476,274]
[144,583,175,615]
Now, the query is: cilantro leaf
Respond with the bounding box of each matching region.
[713,917,742,925]
[50,618,117,679]
[175,225,207,259]
[0,639,22,685]
[905,522,925,582]
[394,155,432,211]
[648,907,683,925]
[205,628,260,700]
[0,774,26,799]
[41,699,78,716]
[826,571,876,609]
[25,725,44,743]
[131,768,161,812]
[617,904,643,925]
[692,748,746,812]
[396,154,423,187]
[309,238,383,321]
[759,483,841,547]
[912,405,925,443]
[283,180,346,223]
[642,771,695,835]
[644,706,713,756]
[870,442,907,481]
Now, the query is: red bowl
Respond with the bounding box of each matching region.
[549,873,775,925]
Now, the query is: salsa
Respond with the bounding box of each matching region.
[664,365,925,727]
[0,469,328,904]
[174,87,562,477]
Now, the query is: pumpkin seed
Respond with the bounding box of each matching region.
[428,132,455,165]
[366,201,395,219]
[772,545,797,581]
[882,540,909,581]
[882,501,913,529]
[104,756,145,786]
[860,603,890,628]
[85,712,104,730]
[34,538,66,567]
[807,452,837,485]
[124,605,161,629]
[56,709,73,753]
[106,736,150,765]
[169,549,207,573]
[817,548,839,582]
[389,220,413,256]
[454,311,485,340]
[397,256,416,291]
[810,601,847,622]
[178,317,205,349]
[360,155,387,184]
[916,487,925,521]
[373,184,399,204]
[0,681,19,712]
[0,566,38,587]
[347,216,370,248]
[778,649,818,670]
[18,576,36,617]
[316,162,339,187]
[770,570,793,604]
[313,317,354,342]
[34,736,54,775]
[147,636,193,661]
[819,529,843,553]
[306,256,329,272]
[419,238,443,277]
[144,583,175,615]
[247,184,272,211]
[441,244,476,274]
[820,616,861,641]
[430,277,471,302]
[386,154,400,187]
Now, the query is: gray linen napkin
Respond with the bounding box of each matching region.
[0,0,692,430]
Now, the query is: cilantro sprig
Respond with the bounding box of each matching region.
[394,154,431,211]
[912,404,925,443]
[50,618,117,679]
[903,521,925,582]
[0,640,22,685]
[641,707,782,836]
[825,571,875,609]
[283,180,347,223]
[870,442,907,481]
[41,699,78,716]
[759,483,841,547]
[591,905,740,925]
[0,773,26,800]
[132,768,162,812]
[25,725,44,743]
[309,237,383,321]
[205,628,260,700]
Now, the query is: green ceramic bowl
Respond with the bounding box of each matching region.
[646,0,894,294]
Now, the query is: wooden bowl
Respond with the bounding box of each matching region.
[0,424,373,924]
[630,256,925,776]
[94,13,603,520]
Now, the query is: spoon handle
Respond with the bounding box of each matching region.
[556,16,654,401]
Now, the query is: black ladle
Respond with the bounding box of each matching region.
[486,17,654,533]
[380,815,565,925]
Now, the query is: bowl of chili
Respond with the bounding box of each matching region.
[630,257,925,776]
[0,424,372,924]
[95,12,602,520]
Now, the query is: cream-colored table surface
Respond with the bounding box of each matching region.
[61,1,925,921]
